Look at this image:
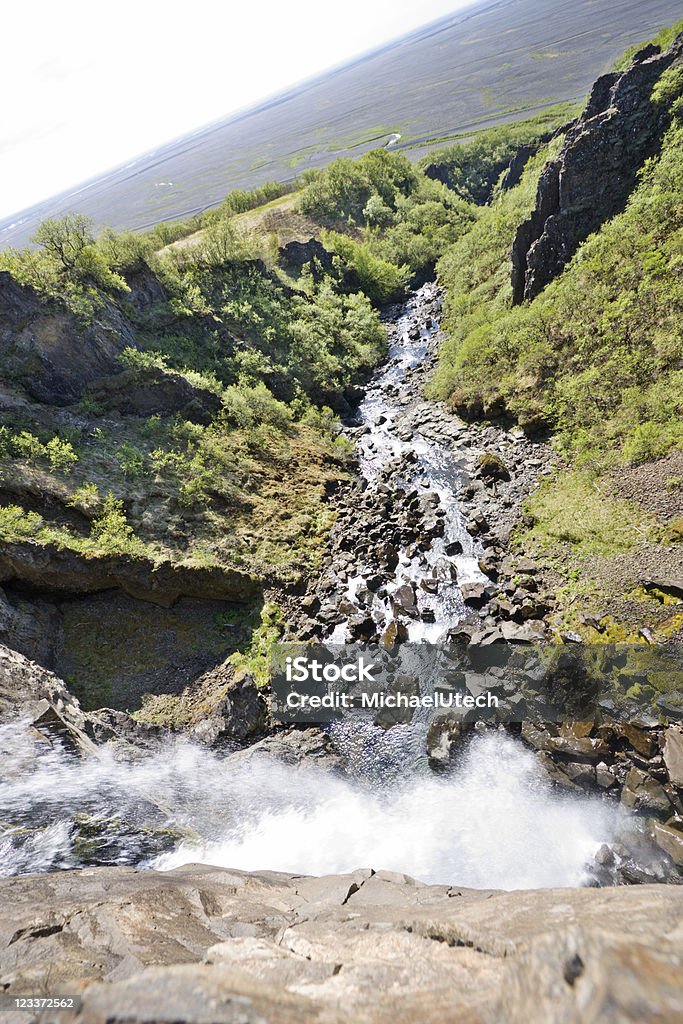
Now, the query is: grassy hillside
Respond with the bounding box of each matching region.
[1,28,681,659]
[431,67,683,469]
[429,27,683,638]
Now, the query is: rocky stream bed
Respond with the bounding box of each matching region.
[1,285,683,1020]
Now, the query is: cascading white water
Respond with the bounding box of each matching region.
[0,721,624,889]
[153,731,620,888]
[330,282,489,645]
[0,286,664,891]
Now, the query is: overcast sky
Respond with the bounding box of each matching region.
[0,0,475,221]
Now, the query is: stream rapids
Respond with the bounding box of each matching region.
[0,285,664,888]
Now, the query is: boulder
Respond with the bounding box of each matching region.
[0,643,160,753]
[621,767,674,817]
[460,582,488,608]
[643,577,683,600]
[500,620,546,643]
[380,619,409,650]
[189,674,268,745]
[391,583,417,614]
[664,726,683,787]
[652,820,683,867]
[477,452,511,482]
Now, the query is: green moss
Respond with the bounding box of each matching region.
[661,518,683,544]
[229,601,284,689]
[132,694,190,728]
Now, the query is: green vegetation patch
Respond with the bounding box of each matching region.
[521,471,651,558]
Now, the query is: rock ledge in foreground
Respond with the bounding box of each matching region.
[0,865,682,1023]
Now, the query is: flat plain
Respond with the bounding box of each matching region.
[1,0,681,246]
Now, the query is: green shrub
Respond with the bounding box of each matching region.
[90,494,142,553]
[321,230,410,303]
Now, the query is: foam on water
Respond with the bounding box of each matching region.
[0,717,641,888]
[153,732,620,889]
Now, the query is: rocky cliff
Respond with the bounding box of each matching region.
[511,35,683,303]
[0,865,682,1023]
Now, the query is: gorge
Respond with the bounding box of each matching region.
[1,13,683,1022]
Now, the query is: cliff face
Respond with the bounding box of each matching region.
[0,271,139,406]
[511,36,683,303]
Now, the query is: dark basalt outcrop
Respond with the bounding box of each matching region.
[511,35,683,303]
[86,366,222,423]
[122,260,169,314]
[0,272,139,405]
[278,238,335,279]
[0,540,259,607]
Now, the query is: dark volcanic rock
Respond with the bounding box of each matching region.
[0,540,259,607]
[0,272,139,405]
[189,674,268,745]
[278,238,335,280]
[87,366,221,423]
[511,34,683,303]
[122,261,168,313]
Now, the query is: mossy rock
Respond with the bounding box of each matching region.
[478,451,511,481]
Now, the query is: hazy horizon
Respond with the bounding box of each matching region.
[0,0,475,222]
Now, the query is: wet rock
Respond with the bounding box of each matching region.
[348,614,376,641]
[376,542,399,572]
[521,722,609,761]
[0,644,161,753]
[190,675,268,746]
[622,767,674,817]
[562,762,596,789]
[664,726,683,787]
[229,727,346,773]
[618,723,659,759]
[652,820,683,867]
[391,583,417,615]
[596,762,618,789]
[595,843,616,867]
[365,574,384,592]
[426,715,467,770]
[381,619,409,650]
[460,583,488,609]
